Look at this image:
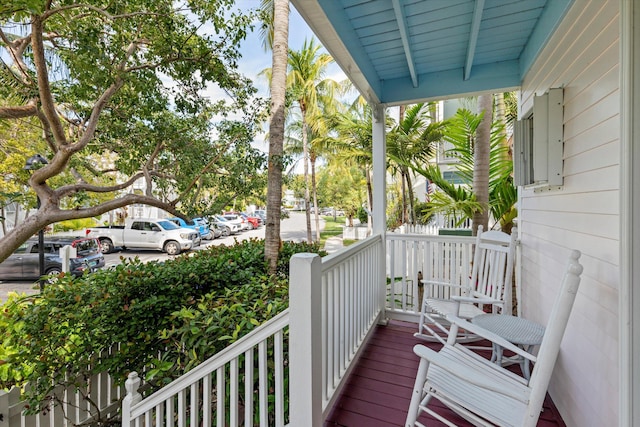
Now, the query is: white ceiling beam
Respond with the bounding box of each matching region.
[465,0,485,81]
[392,0,418,88]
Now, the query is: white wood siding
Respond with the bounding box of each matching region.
[519,1,619,426]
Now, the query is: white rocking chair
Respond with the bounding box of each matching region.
[405,250,583,427]
[415,225,517,345]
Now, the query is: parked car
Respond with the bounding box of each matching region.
[214,215,242,235]
[253,210,267,223]
[168,217,212,240]
[0,235,105,281]
[209,222,223,239]
[86,218,200,255]
[320,208,334,216]
[222,213,248,231]
[192,217,214,240]
[239,213,260,229]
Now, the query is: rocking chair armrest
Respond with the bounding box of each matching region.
[451,295,502,306]
[413,344,531,402]
[444,314,538,363]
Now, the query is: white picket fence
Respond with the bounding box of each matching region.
[0,346,124,427]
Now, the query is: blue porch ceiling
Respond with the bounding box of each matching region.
[291,0,574,106]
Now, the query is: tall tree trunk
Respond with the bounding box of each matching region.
[495,93,510,161]
[401,174,407,224]
[1,206,6,236]
[311,154,321,241]
[264,0,289,274]
[473,94,493,235]
[302,119,312,243]
[405,168,415,224]
[366,168,373,233]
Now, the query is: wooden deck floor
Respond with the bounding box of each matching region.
[324,319,566,427]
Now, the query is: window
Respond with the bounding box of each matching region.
[442,171,467,185]
[14,242,28,254]
[514,88,564,187]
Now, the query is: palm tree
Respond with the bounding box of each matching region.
[414,106,516,233]
[387,103,445,224]
[261,0,289,274]
[287,38,340,243]
[285,111,336,241]
[473,94,493,234]
[330,97,379,223]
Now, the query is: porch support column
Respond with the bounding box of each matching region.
[372,103,388,323]
[372,104,387,235]
[620,0,640,425]
[289,253,323,427]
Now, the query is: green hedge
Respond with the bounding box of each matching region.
[0,239,325,415]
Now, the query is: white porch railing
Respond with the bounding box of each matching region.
[122,310,289,427]
[289,234,385,426]
[121,234,385,427]
[385,232,476,322]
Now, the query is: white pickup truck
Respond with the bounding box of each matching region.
[86,218,201,255]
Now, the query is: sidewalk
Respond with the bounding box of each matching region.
[323,236,343,254]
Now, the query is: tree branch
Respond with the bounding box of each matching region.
[0,194,186,262]
[31,15,67,146]
[177,138,236,199]
[55,172,146,198]
[0,103,38,119]
[0,28,32,82]
[41,4,167,22]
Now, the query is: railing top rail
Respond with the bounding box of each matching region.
[321,233,383,271]
[130,309,290,417]
[386,232,476,244]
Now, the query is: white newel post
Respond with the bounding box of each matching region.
[121,372,142,427]
[59,245,76,273]
[289,253,323,427]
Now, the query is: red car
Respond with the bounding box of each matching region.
[243,214,261,229]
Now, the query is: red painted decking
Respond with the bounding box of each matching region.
[324,320,566,427]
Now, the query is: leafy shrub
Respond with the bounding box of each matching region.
[356,206,368,224]
[52,217,98,232]
[0,239,323,416]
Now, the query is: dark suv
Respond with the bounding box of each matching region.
[0,236,105,281]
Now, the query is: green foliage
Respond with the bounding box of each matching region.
[413,201,434,225]
[51,217,98,232]
[412,106,517,231]
[0,0,269,262]
[316,165,366,217]
[0,239,324,417]
[356,206,368,224]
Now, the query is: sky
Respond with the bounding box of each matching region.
[228,1,348,160]
[235,1,346,94]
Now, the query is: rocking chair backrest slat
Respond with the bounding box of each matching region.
[468,227,517,313]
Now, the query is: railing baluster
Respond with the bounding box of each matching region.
[216,367,224,427]
[243,348,253,426]
[274,330,285,427]
[229,359,238,427]
[190,381,198,427]
[258,340,267,426]
[166,395,174,427]
[177,389,186,427]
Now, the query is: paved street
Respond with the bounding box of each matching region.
[0,212,328,302]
